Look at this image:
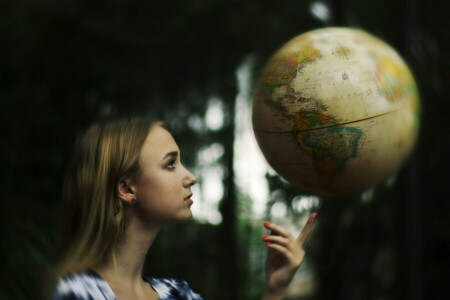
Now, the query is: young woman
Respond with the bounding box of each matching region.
[51,117,316,300]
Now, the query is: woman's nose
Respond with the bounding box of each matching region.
[183,168,197,187]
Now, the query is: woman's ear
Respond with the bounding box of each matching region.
[117,179,136,205]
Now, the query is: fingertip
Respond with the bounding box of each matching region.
[312,212,318,220]
[264,221,271,227]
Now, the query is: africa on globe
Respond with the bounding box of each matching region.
[252,27,420,196]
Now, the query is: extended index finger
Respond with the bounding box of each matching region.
[297,213,317,247]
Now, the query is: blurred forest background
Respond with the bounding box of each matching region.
[1,0,450,299]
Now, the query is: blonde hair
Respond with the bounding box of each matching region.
[54,117,161,277]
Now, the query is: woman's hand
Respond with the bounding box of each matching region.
[261,213,317,300]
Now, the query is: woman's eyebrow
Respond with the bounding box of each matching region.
[163,151,178,160]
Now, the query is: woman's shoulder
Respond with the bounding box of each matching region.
[144,275,203,300]
[51,271,115,300]
[51,271,203,300]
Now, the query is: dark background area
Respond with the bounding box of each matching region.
[1,0,450,299]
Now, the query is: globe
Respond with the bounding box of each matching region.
[252,27,420,196]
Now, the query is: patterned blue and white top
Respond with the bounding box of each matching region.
[52,270,203,300]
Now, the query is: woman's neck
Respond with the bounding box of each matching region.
[93,218,161,289]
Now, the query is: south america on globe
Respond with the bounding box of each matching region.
[252,27,420,196]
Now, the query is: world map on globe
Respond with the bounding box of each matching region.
[252,27,420,196]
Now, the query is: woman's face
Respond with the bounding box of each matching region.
[133,125,197,225]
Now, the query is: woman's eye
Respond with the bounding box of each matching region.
[166,160,176,170]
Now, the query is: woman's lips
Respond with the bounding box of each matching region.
[184,194,193,204]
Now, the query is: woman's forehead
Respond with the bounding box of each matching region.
[140,125,180,159]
